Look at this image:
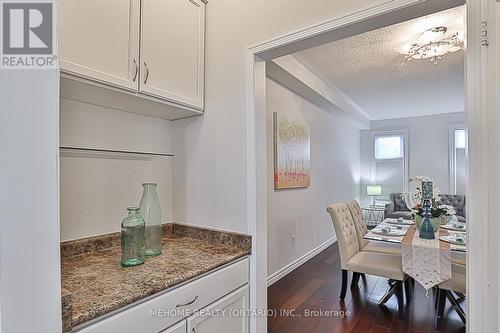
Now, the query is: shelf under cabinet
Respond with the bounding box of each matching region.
[60,146,174,160]
[60,75,204,121]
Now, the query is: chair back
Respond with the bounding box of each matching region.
[346,200,368,249]
[326,203,360,269]
[390,193,410,212]
[437,194,466,219]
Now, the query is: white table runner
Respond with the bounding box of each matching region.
[401,227,452,290]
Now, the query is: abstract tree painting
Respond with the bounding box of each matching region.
[273,112,311,189]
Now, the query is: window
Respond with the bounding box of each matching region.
[455,129,466,149]
[364,132,408,204]
[450,128,467,195]
[374,135,403,160]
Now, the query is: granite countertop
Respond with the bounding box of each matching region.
[61,223,251,331]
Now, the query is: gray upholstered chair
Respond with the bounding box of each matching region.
[435,263,466,329]
[438,194,466,223]
[326,202,406,319]
[384,193,412,219]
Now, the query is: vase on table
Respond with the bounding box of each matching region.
[415,216,441,232]
[419,195,435,240]
[139,183,162,257]
[121,207,145,267]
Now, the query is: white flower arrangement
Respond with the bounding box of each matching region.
[408,176,441,202]
[438,204,456,216]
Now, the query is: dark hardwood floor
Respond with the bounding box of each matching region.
[268,244,466,333]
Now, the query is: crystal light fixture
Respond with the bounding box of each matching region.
[398,26,464,65]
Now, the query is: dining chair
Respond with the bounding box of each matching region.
[346,200,401,256]
[326,202,407,319]
[346,200,413,302]
[435,263,466,329]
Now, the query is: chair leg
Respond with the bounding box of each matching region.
[446,291,466,324]
[360,273,367,285]
[434,287,439,310]
[379,279,397,305]
[395,281,405,320]
[435,288,447,330]
[340,269,348,300]
[454,291,466,302]
[351,272,360,289]
[404,278,413,303]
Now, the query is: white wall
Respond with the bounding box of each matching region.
[0,61,61,331]
[59,99,174,241]
[266,78,360,277]
[360,112,465,205]
[173,0,398,233]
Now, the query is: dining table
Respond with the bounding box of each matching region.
[364,217,466,301]
[364,218,466,253]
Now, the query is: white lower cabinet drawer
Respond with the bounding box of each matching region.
[77,258,249,333]
[160,285,249,333]
[187,285,249,333]
[159,320,186,333]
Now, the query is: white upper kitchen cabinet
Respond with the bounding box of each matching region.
[59,0,141,91]
[140,0,205,110]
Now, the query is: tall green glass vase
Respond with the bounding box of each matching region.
[139,183,162,257]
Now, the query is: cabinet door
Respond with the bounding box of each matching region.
[187,286,249,333]
[59,0,140,91]
[140,0,205,109]
[160,320,187,333]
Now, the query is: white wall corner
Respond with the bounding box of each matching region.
[267,237,337,287]
[267,55,371,130]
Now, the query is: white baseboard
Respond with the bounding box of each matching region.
[267,237,337,287]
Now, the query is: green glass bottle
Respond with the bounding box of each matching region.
[121,207,145,267]
[139,183,162,257]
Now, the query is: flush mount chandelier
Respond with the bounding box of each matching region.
[398,26,464,65]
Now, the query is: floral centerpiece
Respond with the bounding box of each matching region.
[411,204,456,219]
[404,176,456,231]
[403,176,441,208]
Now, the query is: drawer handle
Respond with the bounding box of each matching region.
[132,59,138,82]
[176,295,198,307]
[144,62,150,84]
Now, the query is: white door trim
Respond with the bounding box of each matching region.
[245,1,490,332]
[465,1,498,332]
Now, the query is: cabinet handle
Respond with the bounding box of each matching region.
[188,0,200,7]
[192,328,196,333]
[143,62,150,84]
[176,295,198,307]
[132,59,138,82]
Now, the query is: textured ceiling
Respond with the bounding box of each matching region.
[294,6,465,120]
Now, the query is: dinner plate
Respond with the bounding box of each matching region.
[439,235,466,246]
[371,228,407,236]
[385,219,415,226]
[440,223,466,232]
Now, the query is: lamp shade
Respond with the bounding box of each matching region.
[366,185,382,196]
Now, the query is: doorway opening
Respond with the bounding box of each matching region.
[245,0,489,332]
